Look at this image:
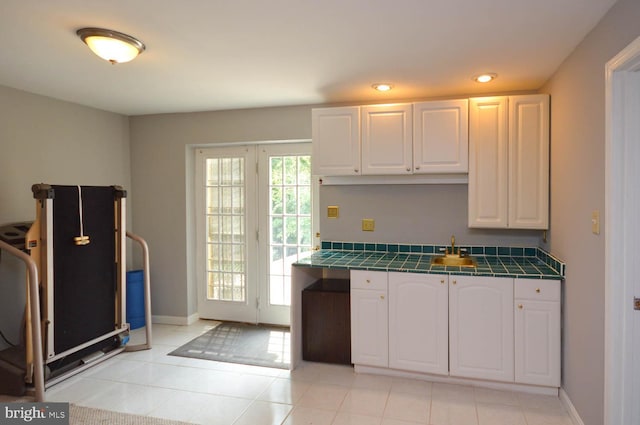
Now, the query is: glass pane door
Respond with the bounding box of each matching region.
[196,143,316,325]
[258,143,317,325]
[196,146,257,323]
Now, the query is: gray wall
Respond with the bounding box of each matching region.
[320,184,542,246]
[541,0,640,424]
[129,106,312,319]
[0,85,130,350]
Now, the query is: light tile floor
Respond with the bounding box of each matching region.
[7,321,575,424]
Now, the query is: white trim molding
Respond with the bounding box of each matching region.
[152,313,200,326]
[604,34,640,425]
[560,388,585,425]
[355,364,559,396]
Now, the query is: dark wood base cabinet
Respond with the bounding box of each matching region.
[302,279,351,365]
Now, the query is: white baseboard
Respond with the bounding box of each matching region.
[152,313,200,326]
[560,388,585,425]
[354,365,558,396]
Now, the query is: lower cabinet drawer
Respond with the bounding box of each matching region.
[351,270,388,291]
[514,278,560,301]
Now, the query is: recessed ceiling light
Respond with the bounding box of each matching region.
[372,83,394,92]
[473,73,497,83]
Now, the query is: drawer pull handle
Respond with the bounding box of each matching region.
[536,288,541,293]
[380,295,385,300]
[440,279,445,284]
[452,280,457,285]
[518,304,523,309]
[366,279,370,284]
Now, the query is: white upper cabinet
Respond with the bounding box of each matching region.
[361,104,413,175]
[508,95,550,229]
[311,100,469,178]
[312,106,361,176]
[468,97,509,228]
[413,99,469,173]
[468,94,549,229]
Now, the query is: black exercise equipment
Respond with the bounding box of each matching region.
[0,184,152,401]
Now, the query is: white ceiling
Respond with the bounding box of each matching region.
[0,0,617,116]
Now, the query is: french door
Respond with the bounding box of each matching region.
[195,143,316,325]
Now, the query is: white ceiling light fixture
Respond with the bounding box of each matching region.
[76,27,145,64]
[372,83,394,92]
[473,73,497,83]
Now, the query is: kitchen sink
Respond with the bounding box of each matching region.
[430,255,477,268]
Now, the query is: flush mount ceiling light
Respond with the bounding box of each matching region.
[372,83,394,92]
[76,27,145,64]
[473,73,498,83]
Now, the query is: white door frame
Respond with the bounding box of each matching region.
[604,35,640,425]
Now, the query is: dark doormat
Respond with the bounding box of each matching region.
[168,322,291,369]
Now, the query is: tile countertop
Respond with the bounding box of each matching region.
[294,242,565,280]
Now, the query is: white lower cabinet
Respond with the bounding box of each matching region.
[350,270,388,367]
[514,279,561,387]
[449,275,515,382]
[388,272,448,375]
[349,270,560,389]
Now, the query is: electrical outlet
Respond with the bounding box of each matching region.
[327,206,339,218]
[362,219,375,231]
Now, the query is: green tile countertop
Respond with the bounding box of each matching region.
[294,242,565,280]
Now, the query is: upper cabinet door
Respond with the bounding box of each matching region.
[361,104,413,175]
[468,97,509,228]
[312,107,361,176]
[413,99,469,173]
[508,95,550,229]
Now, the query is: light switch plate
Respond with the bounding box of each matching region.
[327,206,339,218]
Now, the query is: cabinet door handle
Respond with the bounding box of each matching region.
[354,169,359,173]
[416,166,420,170]
[536,288,541,293]
[406,167,411,172]
[518,304,523,309]
[452,280,457,285]
[380,295,385,300]
[440,279,445,284]
[366,279,370,284]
